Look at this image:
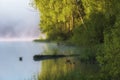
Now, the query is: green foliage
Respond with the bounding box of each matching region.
[96,1,120,79]
[97,16,120,80]
[71,12,107,46]
[33,0,120,80]
[34,0,85,41]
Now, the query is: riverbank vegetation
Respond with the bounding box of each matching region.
[33,0,120,80]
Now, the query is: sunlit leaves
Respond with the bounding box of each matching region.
[34,0,85,40]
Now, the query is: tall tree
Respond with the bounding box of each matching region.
[34,0,85,40]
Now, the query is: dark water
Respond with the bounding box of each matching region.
[0,41,47,80]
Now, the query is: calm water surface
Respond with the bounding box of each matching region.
[0,41,81,80]
[0,41,47,80]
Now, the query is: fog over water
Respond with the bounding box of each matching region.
[0,0,40,40]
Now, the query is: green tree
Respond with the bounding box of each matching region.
[71,0,106,46]
[97,0,120,79]
[34,0,85,40]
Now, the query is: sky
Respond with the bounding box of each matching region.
[0,0,40,40]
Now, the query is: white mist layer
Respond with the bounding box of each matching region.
[0,38,38,42]
[0,0,40,41]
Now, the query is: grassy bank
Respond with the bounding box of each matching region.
[36,44,101,80]
[38,58,100,80]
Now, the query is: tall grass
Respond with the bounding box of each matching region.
[37,44,100,80]
[37,57,100,80]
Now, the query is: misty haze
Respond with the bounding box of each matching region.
[0,0,40,40]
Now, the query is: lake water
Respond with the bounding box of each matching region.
[0,41,47,80]
[0,41,82,80]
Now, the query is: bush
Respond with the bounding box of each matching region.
[97,16,120,80]
[71,12,106,46]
